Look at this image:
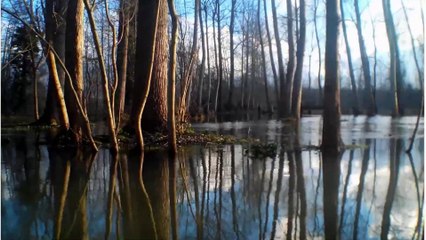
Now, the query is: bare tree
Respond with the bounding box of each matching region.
[83,0,119,151]
[271,0,287,117]
[129,0,161,150]
[283,0,295,117]
[257,0,272,112]
[313,0,323,102]
[167,0,179,154]
[291,0,306,119]
[354,0,376,115]
[226,0,237,109]
[340,0,360,115]
[382,0,403,116]
[321,0,343,151]
[263,0,279,106]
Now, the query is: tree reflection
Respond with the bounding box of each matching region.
[353,139,370,239]
[50,148,96,240]
[322,149,343,240]
[380,139,402,239]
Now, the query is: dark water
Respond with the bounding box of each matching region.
[1,115,424,239]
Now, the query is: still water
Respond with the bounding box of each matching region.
[1,115,424,239]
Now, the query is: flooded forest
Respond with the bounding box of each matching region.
[1,0,424,239]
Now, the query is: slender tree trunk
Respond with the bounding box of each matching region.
[382,0,402,116]
[116,0,130,131]
[314,0,323,102]
[257,0,271,112]
[263,0,279,106]
[204,5,212,114]
[340,0,360,115]
[167,0,178,154]
[291,0,306,119]
[197,1,206,113]
[401,0,424,85]
[226,0,237,109]
[321,0,342,151]
[283,0,295,117]
[213,5,220,112]
[354,0,376,116]
[271,0,286,117]
[216,0,224,112]
[84,0,119,151]
[47,50,69,131]
[178,0,199,121]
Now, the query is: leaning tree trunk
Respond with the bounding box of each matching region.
[354,0,376,116]
[321,0,342,151]
[263,0,279,106]
[291,0,306,119]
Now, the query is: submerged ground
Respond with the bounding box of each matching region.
[1,115,424,239]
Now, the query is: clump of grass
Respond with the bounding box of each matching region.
[249,143,277,159]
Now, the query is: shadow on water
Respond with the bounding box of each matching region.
[1,116,424,239]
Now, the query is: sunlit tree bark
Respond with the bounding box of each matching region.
[167,0,178,154]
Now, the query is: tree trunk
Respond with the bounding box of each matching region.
[283,0,295,117]
[178,0,199,122]
[354,0,376,116]
[64,0,86,143]
[382,0,402,116]
[257,0,271,112]
[271,0,286,118]
[40,0,68,125]
[84,0,119,151]
[197,1,206,113]
[116,0,131,130]
[141,0,169,132]
[314,0,323,102]
[226,0,237,109]
[216,0,224,113]
[340,0,360,115]
[263,0,279,106]
[129,0,161,149]
[167,0,178,154]
[321,0,342,151]
[47,50,69,131]
[204,5,212,114]
[291,0,306,119]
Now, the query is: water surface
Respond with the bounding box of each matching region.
[2,115,423,239]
